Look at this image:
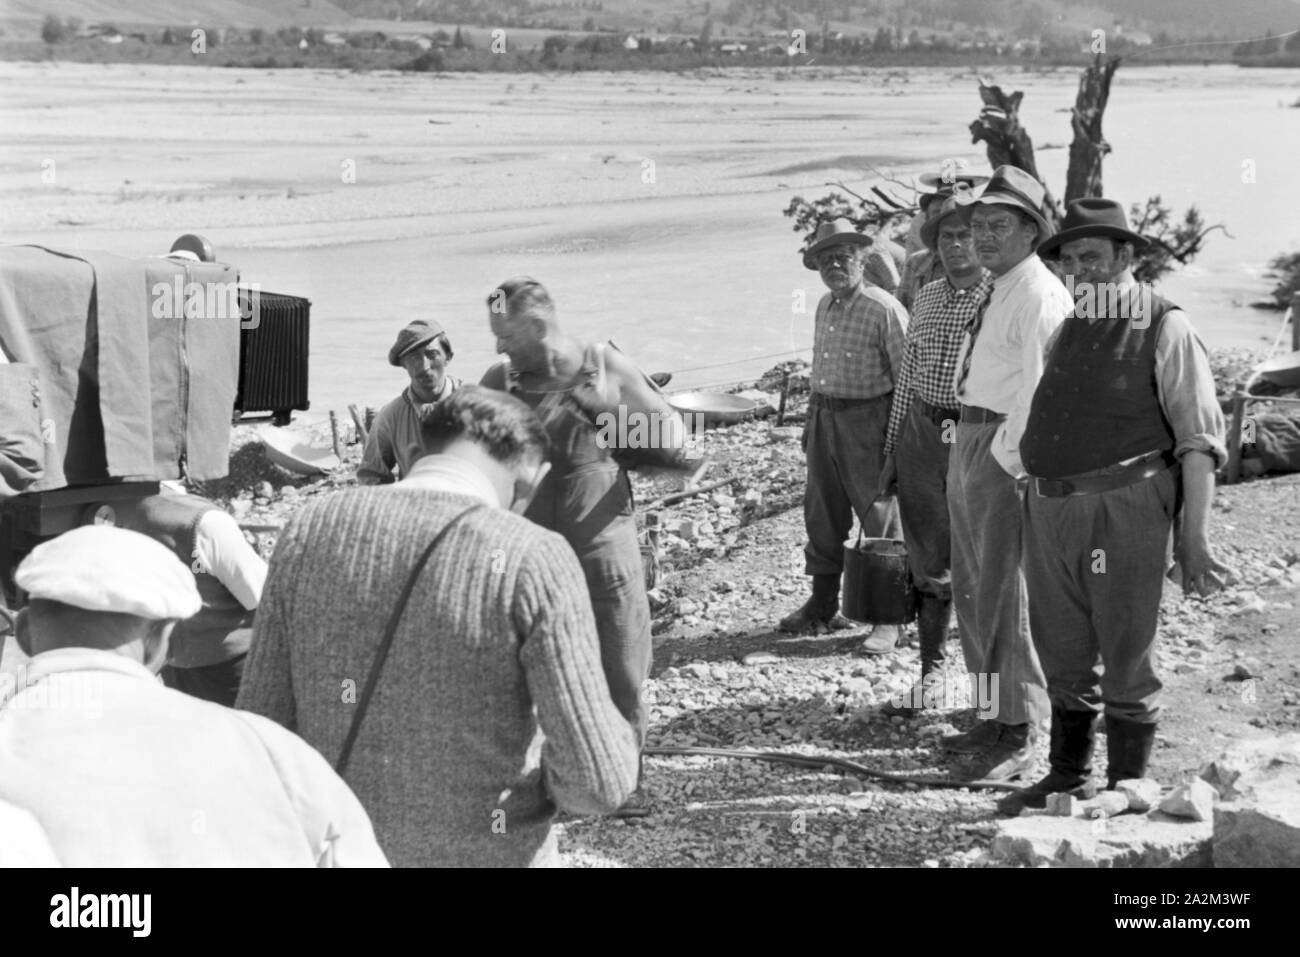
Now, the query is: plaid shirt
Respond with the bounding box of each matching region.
[811,284,908,399]
[885,271,993,454]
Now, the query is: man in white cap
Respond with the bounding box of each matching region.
[0,526,388,867]
[358,319,462,484]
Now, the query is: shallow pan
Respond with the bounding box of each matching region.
[667,392,758,426]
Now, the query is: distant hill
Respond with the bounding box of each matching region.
[0,0,355,33]
[328,0,1300,43]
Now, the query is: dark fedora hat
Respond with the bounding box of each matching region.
[802,218,873,270]
[1036,197,1149,258]
[973,165,1053,242]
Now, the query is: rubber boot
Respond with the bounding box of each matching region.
[1105,716,1157,790]
[997,707,1098,815]
[778,574,843,633]
[881,595,950,716]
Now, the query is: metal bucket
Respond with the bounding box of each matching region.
[841,532,918,625]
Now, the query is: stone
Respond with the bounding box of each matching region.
[1199,734,1300,867]
[1158,779,1215,822]
[1045,793,1078,817]
[987,812,1212,868]
[1115,779,1163,813]
[1084,792,1131,819]
[682,663,711,680]
[741,651,779,666]
[255,481,274,500]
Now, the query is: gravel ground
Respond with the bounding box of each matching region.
[200,348,1300,867]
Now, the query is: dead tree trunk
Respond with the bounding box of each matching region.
[969,82,1062,230]
[1065,54,1122,203]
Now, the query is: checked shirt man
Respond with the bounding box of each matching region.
[879,193,992,714]
[780,219,908,651]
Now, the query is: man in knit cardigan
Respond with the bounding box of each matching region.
[237,387,639,867]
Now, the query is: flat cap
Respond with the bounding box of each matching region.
[16,526,201,621]
[388,319,446,367]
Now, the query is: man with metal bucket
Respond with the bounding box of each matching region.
[780,219,908,653]
[999,199,1231,813]
[878,190,993,715]
[943,167,1073,782]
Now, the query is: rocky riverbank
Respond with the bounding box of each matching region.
[201,347,1300,867]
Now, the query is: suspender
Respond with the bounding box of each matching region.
[334,504,487,777]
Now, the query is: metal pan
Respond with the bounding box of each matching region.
[667,392,759,426]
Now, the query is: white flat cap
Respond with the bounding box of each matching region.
[16,526,201,620]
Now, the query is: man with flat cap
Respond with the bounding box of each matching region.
[781,219,907,650]
[943,166,1073,782]
[999,199,1232,813]
[879,190,992,715]
[0,526,388,867]
[358,319,462,485]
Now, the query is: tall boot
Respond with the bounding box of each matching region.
[778,573,847,633]
[1105,715,1157,790]
[996,706,1098,814]
[881,595,949,716]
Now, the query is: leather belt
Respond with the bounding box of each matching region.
[1033,451,1178,498]
[959,404,1006,424]
[810,392,890,412]
[915,398,960,427]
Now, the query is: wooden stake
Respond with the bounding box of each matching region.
[329,410,342,459]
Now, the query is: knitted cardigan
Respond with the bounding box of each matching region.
[236,486,638,867]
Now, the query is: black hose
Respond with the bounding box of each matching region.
[643,745,1025,792]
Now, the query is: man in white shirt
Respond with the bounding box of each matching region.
[0,526,388,867]
[943,167,1074,782]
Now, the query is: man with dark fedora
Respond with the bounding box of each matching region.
[878,189,992,715]
[899,169,991,310]
[943,166,1074,782]
[780,218,907,649]
[358,319,463,485]
[999,198,1232,813]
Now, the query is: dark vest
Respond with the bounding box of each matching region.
[132,495,254,668]
[1021,290,1177,479]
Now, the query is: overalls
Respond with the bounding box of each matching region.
[507,343,651,744]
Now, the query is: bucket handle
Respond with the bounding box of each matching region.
[854,494,899,551]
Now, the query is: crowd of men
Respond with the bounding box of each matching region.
[0,163,1233,866]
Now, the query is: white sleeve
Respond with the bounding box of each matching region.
[195,510,268,610]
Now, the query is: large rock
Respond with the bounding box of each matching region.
[1158,780,1215,822]
[987,812,1212,868]
[1200,734,1300,867]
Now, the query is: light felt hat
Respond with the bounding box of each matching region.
[16,526,201,620]
[802,218,874,270]
[973,165,1054,243]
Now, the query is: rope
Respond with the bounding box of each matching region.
[643,745,1025,792]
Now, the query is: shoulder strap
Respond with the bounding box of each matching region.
[335,503,487,777]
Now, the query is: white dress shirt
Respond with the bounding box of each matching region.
[953,253,1073,478]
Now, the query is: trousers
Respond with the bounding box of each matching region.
[896,400,953,599]
[947,420,1047,727]
[1022,466,1177,723]
[803,395,901,576]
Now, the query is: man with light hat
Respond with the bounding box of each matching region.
[358,319,462,484]
[898,169,991,310]
[0,525,388,867]
[878,189,992,715]
[942,166,1073,782]
[998,198,1231,813]
[780,218,908,647]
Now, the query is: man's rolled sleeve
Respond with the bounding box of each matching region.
[1156,309,1228,468]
